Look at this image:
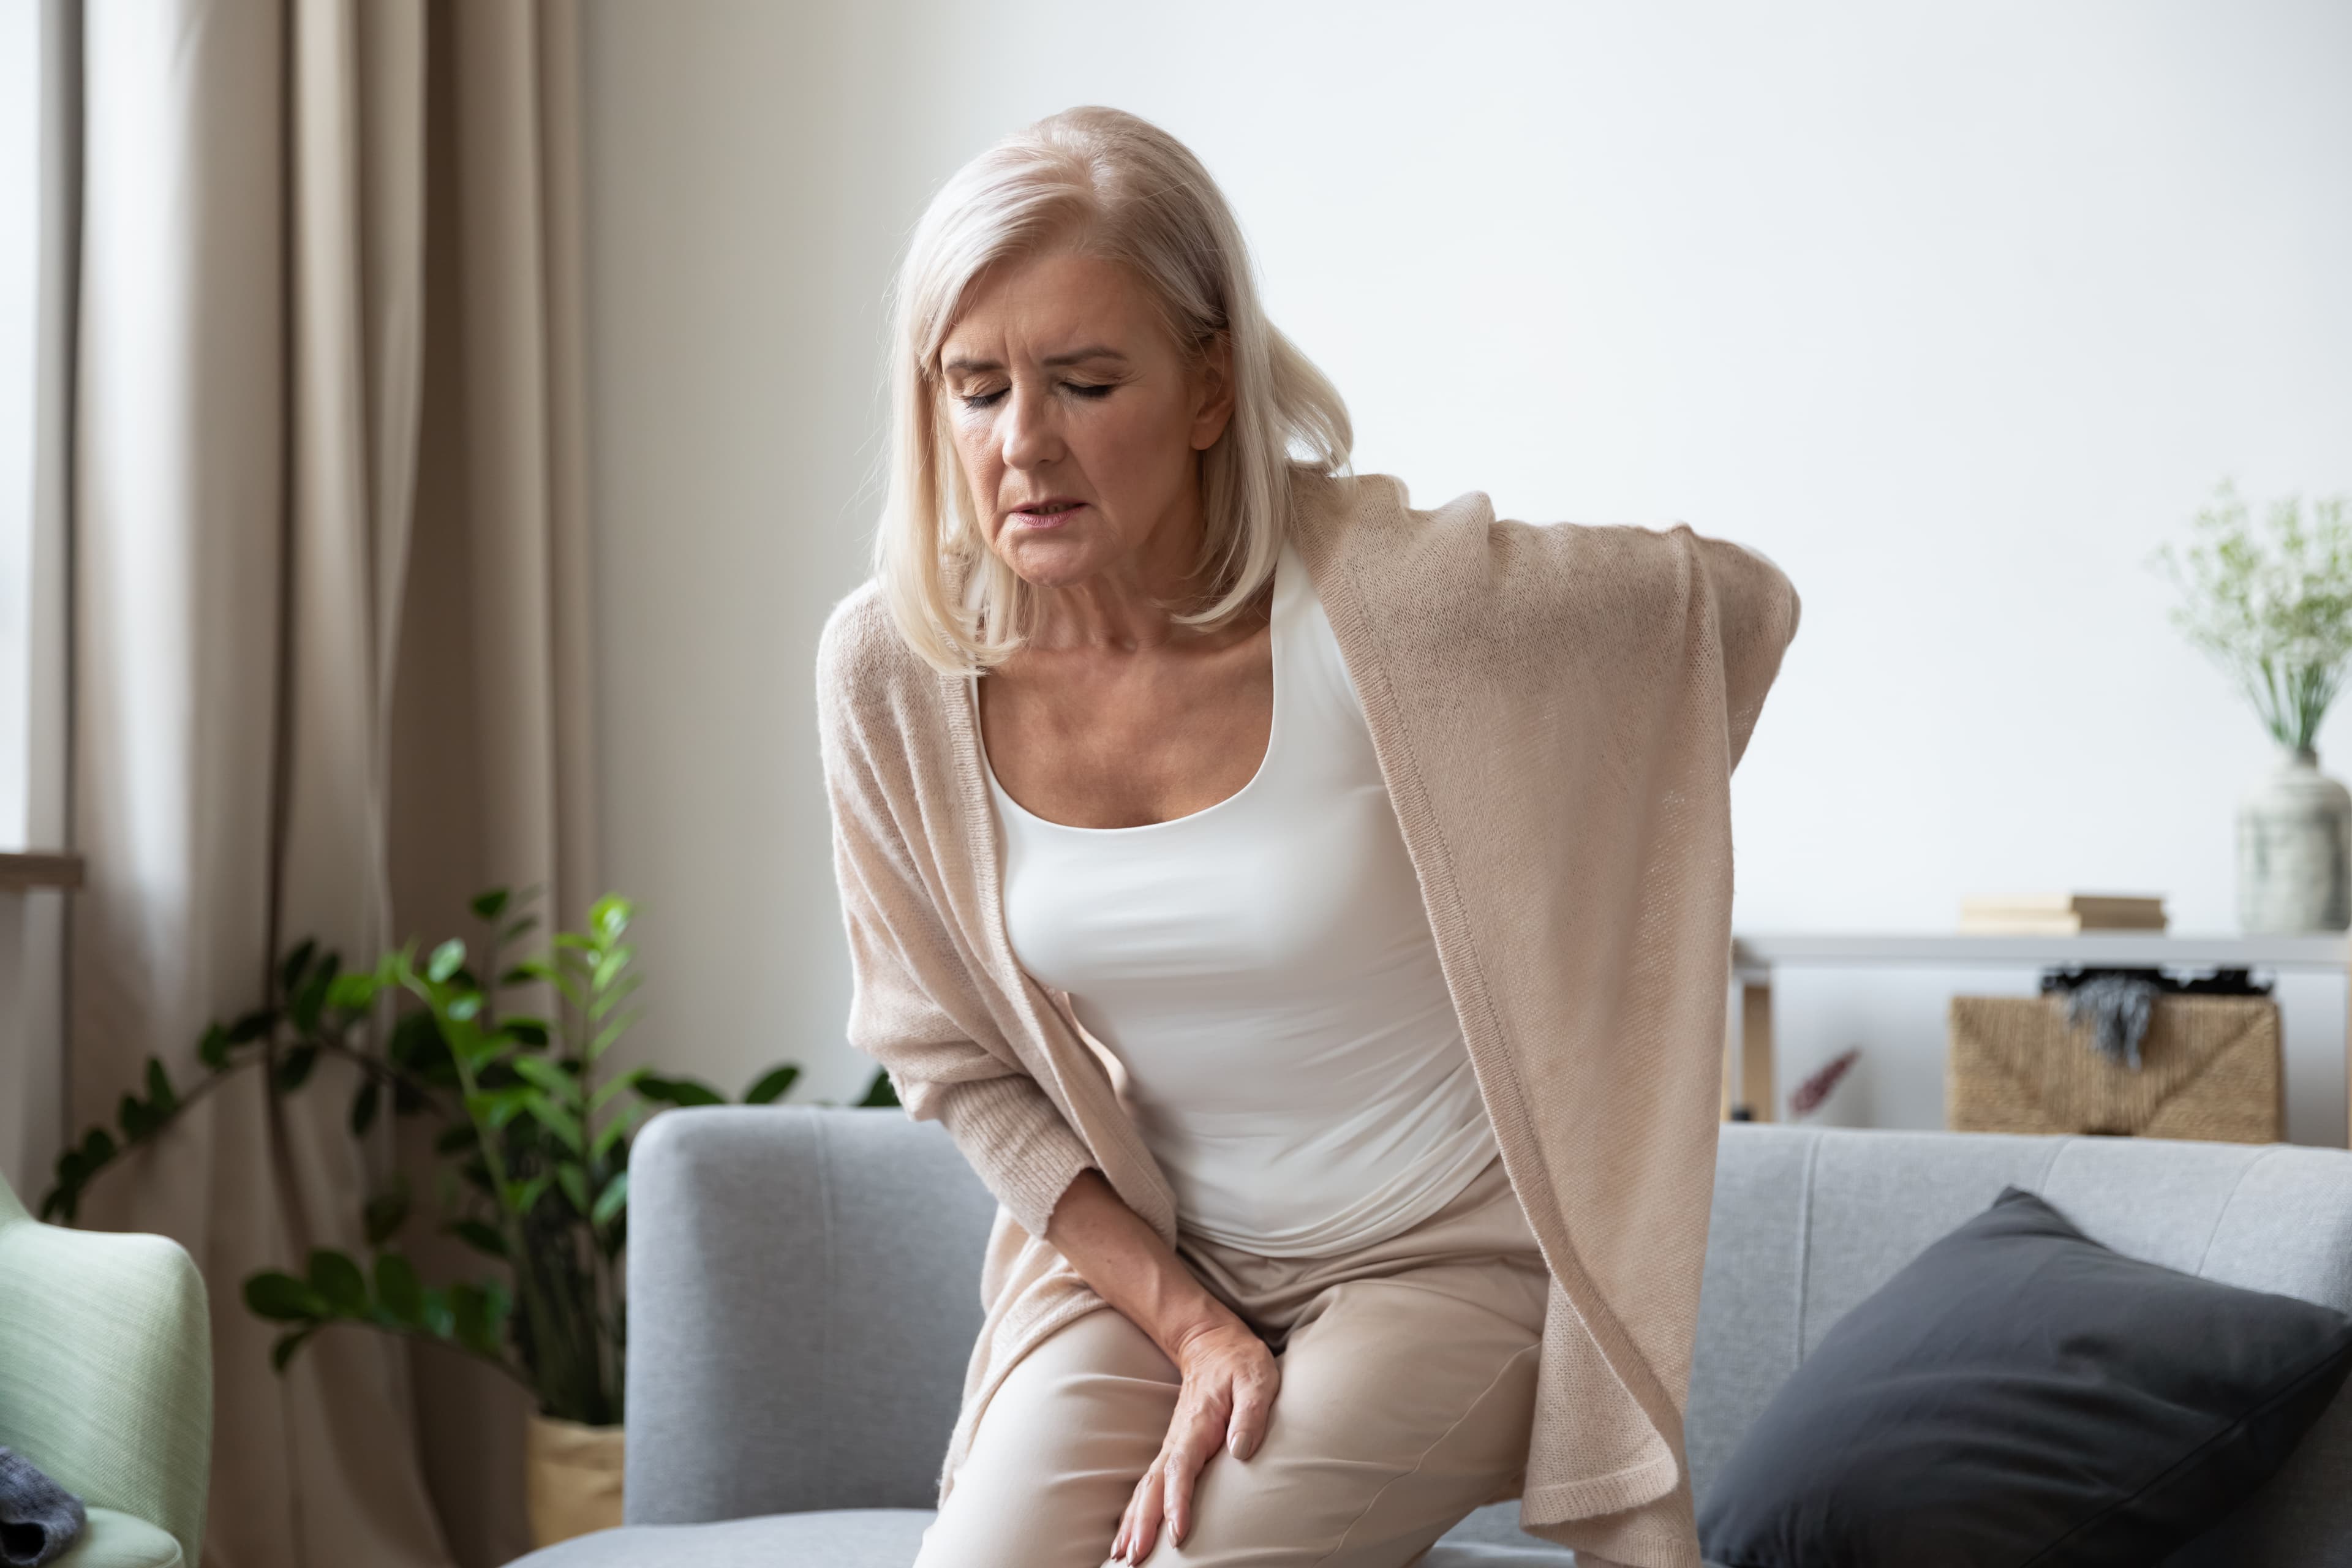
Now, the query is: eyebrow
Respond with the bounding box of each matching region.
[941,345,1130,375]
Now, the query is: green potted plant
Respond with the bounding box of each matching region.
[42,887,896,1548]
[2149,478,2352,933]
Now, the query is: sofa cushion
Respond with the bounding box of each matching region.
[1697,1185,2352,1568]
[502,1506,1604,1567]
[505,1509,936,1567]
[48,1507,183,1568]
[497,1503,1720,1567]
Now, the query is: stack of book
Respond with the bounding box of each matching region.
[1959,893,2168,935]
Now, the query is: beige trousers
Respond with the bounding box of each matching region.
[913,1153,1555,1567]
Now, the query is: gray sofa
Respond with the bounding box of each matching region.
[513,1107,2352,1567]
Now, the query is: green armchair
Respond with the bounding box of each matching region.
[0,1170,209,1567]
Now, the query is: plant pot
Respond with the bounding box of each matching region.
[526,1412,624,1548]
[2237,744,2352,932]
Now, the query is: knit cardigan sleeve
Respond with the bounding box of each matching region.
[1686,530,1802,773]
[815,592,1099,1240]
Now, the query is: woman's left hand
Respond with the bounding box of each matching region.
[1111,1316,1280,1562]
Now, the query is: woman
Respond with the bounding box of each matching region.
[816,105,1801,1568]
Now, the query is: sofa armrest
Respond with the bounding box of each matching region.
[623,1105,998,1523]
[0,1183,211,1567]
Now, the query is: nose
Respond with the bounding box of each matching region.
[1000,380,1061,472]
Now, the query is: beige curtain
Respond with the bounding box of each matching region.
[70,1,594,1564]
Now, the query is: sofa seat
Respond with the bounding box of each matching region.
[50,1506,186,1567]
[508,1501,1604,1566]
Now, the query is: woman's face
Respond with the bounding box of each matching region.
[937,245,1233,592]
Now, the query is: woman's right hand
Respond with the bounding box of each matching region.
[1110,1315,1281,1563]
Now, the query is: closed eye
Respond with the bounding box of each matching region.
[955,382,1115,411]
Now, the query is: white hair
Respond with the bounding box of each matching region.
[874,104,1354,674]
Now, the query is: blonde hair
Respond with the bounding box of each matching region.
[875,105,1353,674]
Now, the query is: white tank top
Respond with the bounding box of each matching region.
[974,540,1501,1257]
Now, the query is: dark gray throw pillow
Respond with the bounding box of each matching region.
[1697,1184,2352,1568]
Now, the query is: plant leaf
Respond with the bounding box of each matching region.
[637,1074,723,1108]
[858,1068,900,1108]
[588,1065,649,1114]
[349,1079,381,1138]
[246,1270,327,1322]
[428,939,467,984]
[592,1098,652,1159]
[279,940,317,999]
[511,1055,576,1100]
[197,1023,233,1071]
[557,1164,590,1215]
[468,1085,534,1130]
[511,1172,552,1217]
[529,1099,585,1155]
[471,888,511,922]
[590,944,635,994]
[145,1057,178,1115]
[290,953,340,1032]
[743,1065,799,1105]
[449,1281,502,1356]
[445,1218,507,1260]
[362,1180,410,1247]
[306,1248,369,1315]
[374,1252,424,1325]
[225,1009,275,1046]
[590,894,631,943]
[389,1009,450,1076]
[325,971,380,1013]
[273,1044,320,1094]
[271,1327,315,1372]
[586,970,643,1019]
[591,1170,629,1227]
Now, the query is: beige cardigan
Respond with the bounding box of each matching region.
[815,467,1801,1568]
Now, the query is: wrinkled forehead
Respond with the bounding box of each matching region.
[933,247,1178,376]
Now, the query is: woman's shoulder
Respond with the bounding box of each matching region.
[816,577,899,684]
[1322,470,1702,638]
[814,578,949,750]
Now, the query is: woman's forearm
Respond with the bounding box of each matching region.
[1043,1167,1242,1360]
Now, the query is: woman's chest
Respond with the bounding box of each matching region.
[976,632,1274,831]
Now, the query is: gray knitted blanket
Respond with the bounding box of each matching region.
[0,1448,85,1568]
[2064,973,2163,1071]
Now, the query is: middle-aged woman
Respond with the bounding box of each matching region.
[816,105,1802,1568]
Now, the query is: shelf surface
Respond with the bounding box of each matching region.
[1733,930,2351,974]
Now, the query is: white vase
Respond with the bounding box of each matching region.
[2237,744,2352,932]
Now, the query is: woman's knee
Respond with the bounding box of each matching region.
[1131,1279,1543,1566]
[915,1308,1178,1568]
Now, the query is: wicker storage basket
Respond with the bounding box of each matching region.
[1947,993,2282,1144]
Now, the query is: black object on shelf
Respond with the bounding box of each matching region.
[2035,967,2273,1071]
[2037,966,2273,998]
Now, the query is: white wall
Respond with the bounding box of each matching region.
[581,1,2352,1140]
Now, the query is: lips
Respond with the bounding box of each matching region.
[1009,499,1088,527]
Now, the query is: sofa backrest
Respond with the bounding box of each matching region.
[1695,1124,2352,1566]
[625,1105,998,1521]
[627,1107,2352,1562]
